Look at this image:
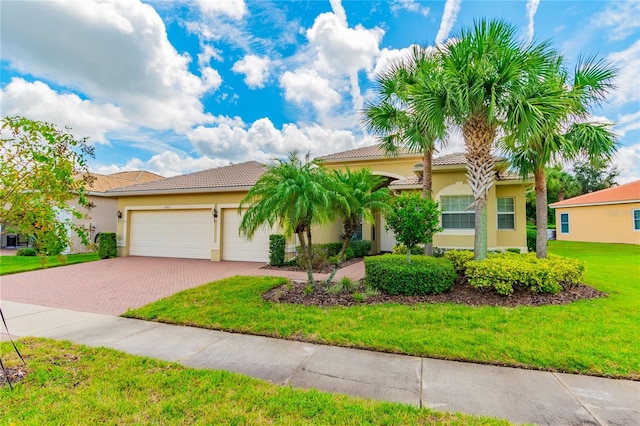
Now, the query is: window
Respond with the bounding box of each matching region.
[497,197,515,230]
[441,195,475,229]
[560,213,569,234]
[634,209,640,231]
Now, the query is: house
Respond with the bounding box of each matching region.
[0,171,164,252]
[549,180,640,245]
[108,145,530,261]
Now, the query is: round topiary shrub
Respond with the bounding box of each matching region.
[364,254,456,296]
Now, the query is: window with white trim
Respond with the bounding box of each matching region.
[560,213,569,234]
[441,195,475,229]
[497,197,515,230]
[634,209,640,231]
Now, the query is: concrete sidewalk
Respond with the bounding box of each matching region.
[2,300,638,426]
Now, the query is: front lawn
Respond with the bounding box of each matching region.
[0,338,506,425]
[0,252,100,275]
[124,241,640,379]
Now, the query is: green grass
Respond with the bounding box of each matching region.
[1,338,508,425]
[124,241,640,379]
[0,252,100,275]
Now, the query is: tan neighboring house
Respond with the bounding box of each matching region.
[549,180,640,245]
[0,171,164,252]
[107,145,531,262]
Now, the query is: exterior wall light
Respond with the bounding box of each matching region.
[212,208,218,221]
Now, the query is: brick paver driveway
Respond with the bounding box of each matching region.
[0,257,280,315]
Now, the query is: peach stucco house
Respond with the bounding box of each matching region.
[549,180,640,245]
[107,145,531,262]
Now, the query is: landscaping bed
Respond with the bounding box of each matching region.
[260,256,362,274]
[263,278,606,308]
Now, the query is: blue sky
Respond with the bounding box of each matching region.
[1,0,638,182]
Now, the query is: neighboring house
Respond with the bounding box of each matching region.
[0,171,164,252]
[108,145,531,262]
[549,180,640,245]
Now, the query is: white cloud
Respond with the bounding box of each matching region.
[197,0,247,20]
[198,44,222,67]
[280,69,341,114]
[306,12,383,75]
[329,0,348,26]
[593,0,640,41]
[1,0,218,133]
[92,151,229,178]
[526,0,540,43]
[607,40,640,106]
[613,143,640,184]
[616,111,640,137]
[369,45,419,80]
[435,0,462,45]
[232,55,272,88]
[0,78,128,144]
[391,0,431,17]
[188,118,363,163]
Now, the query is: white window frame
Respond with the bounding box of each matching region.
[441,195,475,230]
[497,197,515,230]
[560,212,570,234]
[633,209,640,231]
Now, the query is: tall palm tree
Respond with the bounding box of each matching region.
[502,55,617,258]
[412,19,559,260]
[239,152,347,284]
[362,45,446,255]
[325,168,390,283]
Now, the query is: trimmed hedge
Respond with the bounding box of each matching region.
[97,232,117,259]
[269,234,286,266]
[391,244,424,256]
[364,254,456,296]
[465,252,585,296]
[350,240,372,257]
[526,225,536,253]
[443,250,474,275]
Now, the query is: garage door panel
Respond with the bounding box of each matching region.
[129,210,213,260]
[222,209,271,262]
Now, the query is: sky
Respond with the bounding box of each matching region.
[1,0,639,182]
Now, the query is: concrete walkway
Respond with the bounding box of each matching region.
[2,300,638,426]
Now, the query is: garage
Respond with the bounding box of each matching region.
[222,209,271,262]
[129,210,213,259]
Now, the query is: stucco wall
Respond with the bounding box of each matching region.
[554,202,640,245]
[68,195,118,253]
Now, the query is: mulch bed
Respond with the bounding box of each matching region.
[0,365,27,387]
[263,279,606,308]
[260,257,363,274]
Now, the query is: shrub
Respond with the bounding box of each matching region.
[392,244,424,256]
[97,232,117,259]
[269,234,286,266]
[444,250,474,275]
[296,245,331,270]
[16,247,37,256]
[465,252,585,295]
[432,247,447,257]
[526,226,536,253]
[350,240,371,257]
[506,248,521,254]
[365,254,455,296]
[345,246,355,260]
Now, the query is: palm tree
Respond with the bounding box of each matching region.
[502,55,617,258]
[362,45,446,255]
[412,19,560,260]
[239,152,347,284]
[325,168,390,283]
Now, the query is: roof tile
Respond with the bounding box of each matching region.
[550,180,640,207]
[106,161,267,193]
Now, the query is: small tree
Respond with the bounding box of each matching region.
[384,193,442,262]
[1,116,94,256]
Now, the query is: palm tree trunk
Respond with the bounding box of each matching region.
[463,116,497,261]
[534,168,548,258]
[326,225,355,284]
[297,228,314,285]
[422,149,434,256]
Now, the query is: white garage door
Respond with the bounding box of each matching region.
[222,209,271,262]
[129,210,213,259]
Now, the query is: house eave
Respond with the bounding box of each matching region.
[549,199,640,209]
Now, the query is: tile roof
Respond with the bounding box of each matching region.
[106,161,267,194]
[316,144,419,161]
[88,171,164,192]
[550,179,640,208]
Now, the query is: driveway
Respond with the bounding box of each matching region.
[1,257,272,315]
[0,256,365,316]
